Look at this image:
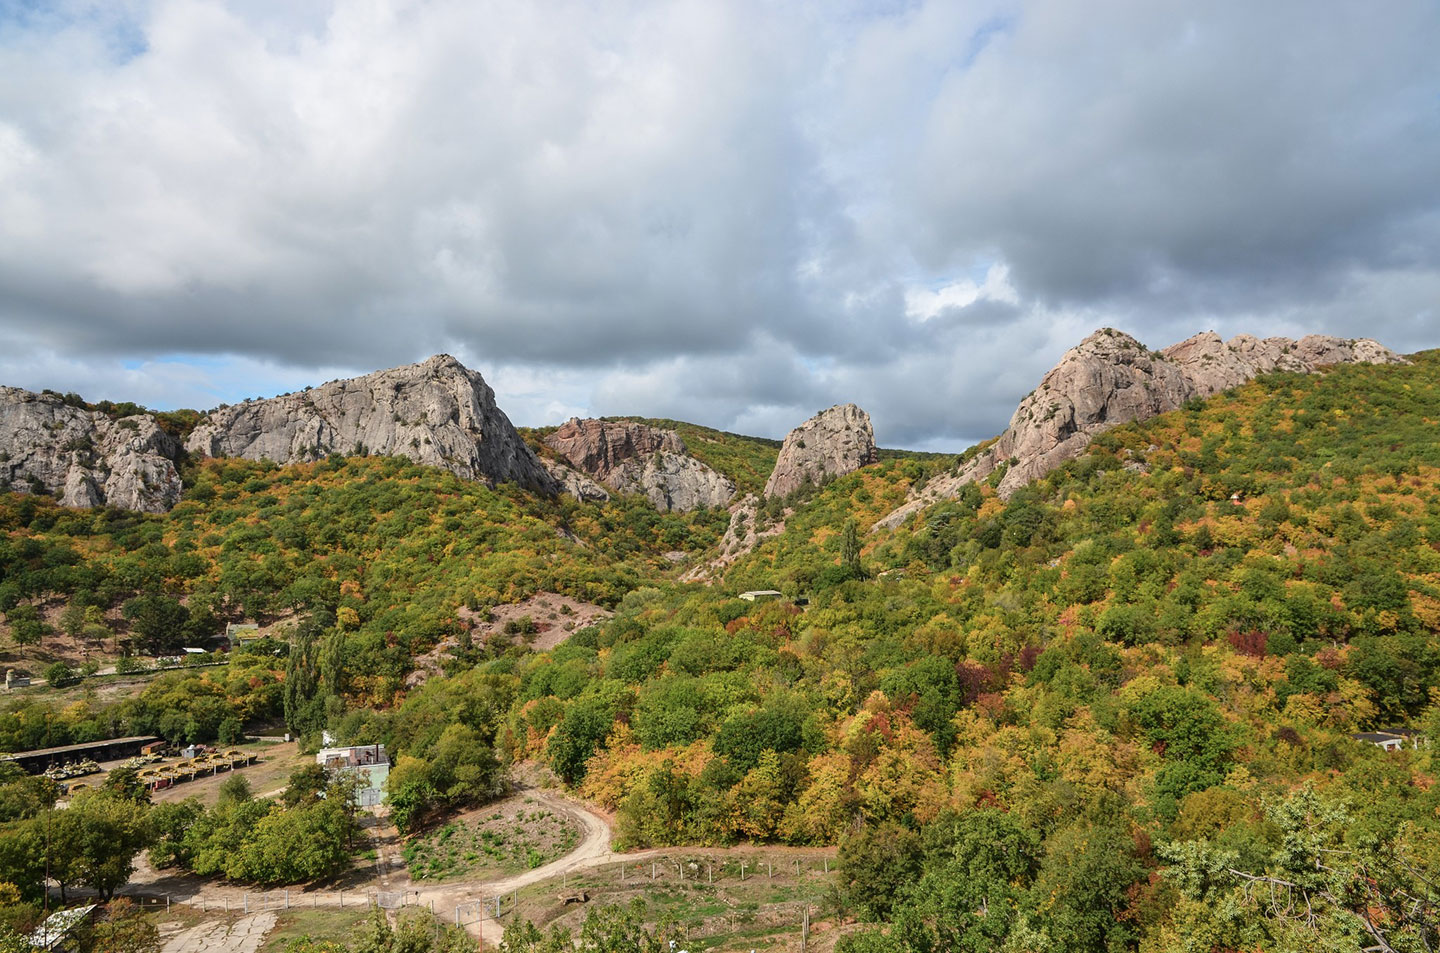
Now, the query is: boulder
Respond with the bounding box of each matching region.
[763,404,877,499]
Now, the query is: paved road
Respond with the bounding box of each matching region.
[159,912,277,953]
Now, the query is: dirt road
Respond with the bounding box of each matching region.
[404,786,664,946]
[122,783,830,950]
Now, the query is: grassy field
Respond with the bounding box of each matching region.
[255,907,378,953]
[502,848,840,953]
[402,795,581,882]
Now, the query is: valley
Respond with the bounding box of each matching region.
[3,329,1439,953]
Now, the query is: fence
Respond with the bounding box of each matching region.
[113,888,431,916]
[610,855,832,885]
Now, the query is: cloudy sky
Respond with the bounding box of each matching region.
[1,0,1437,450]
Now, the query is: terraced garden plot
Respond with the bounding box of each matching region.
[401,797,581,882]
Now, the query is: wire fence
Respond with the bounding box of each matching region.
[112,888,434,916]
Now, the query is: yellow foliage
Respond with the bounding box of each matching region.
[781,751,853,843]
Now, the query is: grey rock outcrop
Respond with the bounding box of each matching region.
[957,329,1194,498]
[541,458,612,503]
[1162,331,1405,398]
[186,354,555,492]
[543,418,735,512]
[0,388,183,513]
[763,404,877,499]
[874,328,1407,529]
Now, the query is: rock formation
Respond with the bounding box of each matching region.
[679,493,792,582]
[543,418,735,512]
[186,354,555,493]
[540,458,612,503]
[763,404,878,499]
[873,328,1407,529]
[1162,331,1404,399]
[956,329,1193,498]
[0,388,183,513]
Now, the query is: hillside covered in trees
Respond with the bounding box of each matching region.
[4,353,1440,950]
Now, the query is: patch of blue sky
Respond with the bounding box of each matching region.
[961,14,1015,71]
[907,253,1005,294]
[0,0,148,62]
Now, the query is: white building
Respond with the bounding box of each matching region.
[316,744,389,806]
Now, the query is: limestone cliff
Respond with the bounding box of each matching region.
[544,418,735,512]
[186,354,555,492]
[0,388,183,513]
[874,328,1407,529]
[763,404,879,499]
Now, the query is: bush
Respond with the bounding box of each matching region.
[43,662,79,688]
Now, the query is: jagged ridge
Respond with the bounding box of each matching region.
[186,354,554,494]
[874,328,1407,530]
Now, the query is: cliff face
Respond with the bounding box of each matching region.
[186,354,555,492]
[544,418,735,512]
[957,329,1193,498]
[873,328,1408,530]
[0,388,183,513]
[763,403,878,499]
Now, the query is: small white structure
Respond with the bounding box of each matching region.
[29,905,98,953]
[317,744,389,807]
[1352,730,1423,752]
[739,590,784,602]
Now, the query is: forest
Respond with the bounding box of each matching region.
[4,354,1440,951]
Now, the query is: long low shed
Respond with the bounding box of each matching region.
[0,735,160,774]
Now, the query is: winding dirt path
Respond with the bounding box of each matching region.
[123,784,832,949]
[402,786,667,946]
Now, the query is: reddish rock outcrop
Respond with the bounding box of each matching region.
[544,418,734,512]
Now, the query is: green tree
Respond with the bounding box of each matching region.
[122,592,189,654]
[102,764,151,804]
[1162,787,1440,952]
[841,519,864,579]
[547,697,616,785]
[90,898,160,953]
[48,791,151,900]
[283,624,324,737]
[838,821,924,921]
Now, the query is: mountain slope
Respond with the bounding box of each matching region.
[876,328,1406,529]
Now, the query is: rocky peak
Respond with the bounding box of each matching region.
[186,355,555,492]
[0,388,183,513]
[956,329,1193,497]
[763,403,878,499]
[544,418,734,512]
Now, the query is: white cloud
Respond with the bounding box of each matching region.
[904,263,1019,322]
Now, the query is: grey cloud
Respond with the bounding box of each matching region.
[0,0,1437,448]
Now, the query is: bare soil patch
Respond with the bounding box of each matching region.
[408,593,611,687]
[464,592,613,652]
[149,742,309,806]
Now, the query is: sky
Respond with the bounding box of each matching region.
[1,0,1437,451]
